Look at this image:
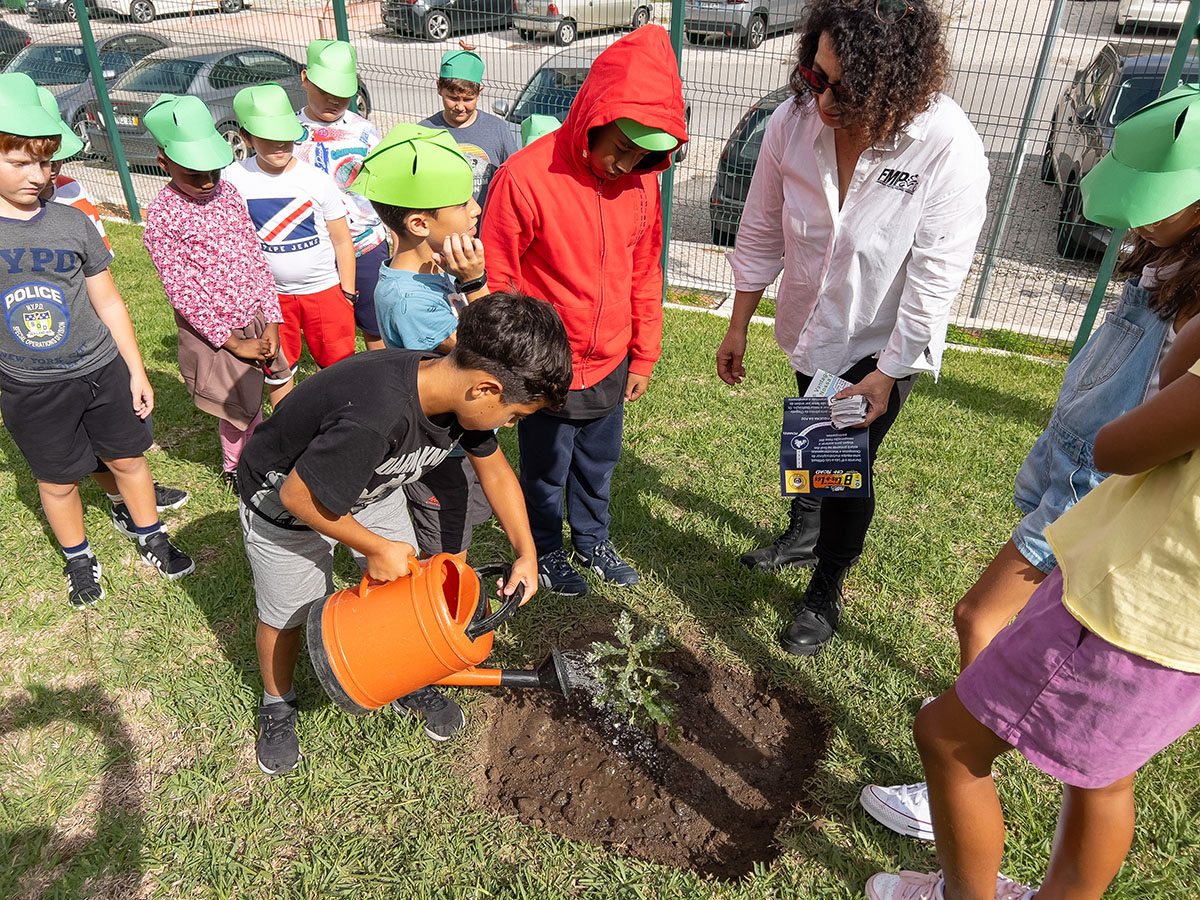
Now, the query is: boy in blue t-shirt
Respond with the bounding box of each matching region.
[351,124,493,557]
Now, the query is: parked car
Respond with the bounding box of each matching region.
[5,31,170,155]
[93,0,246,25]
[0,19,31,70]
[25,0,97,21]
[683,0,809,50]
[1115,0,1189,33]
[85,43,308,168]
[1043,42,1198,259]
[709,85,787,246]
[494,43,689,158]
[381,0,510,41]
[512,0,652,46]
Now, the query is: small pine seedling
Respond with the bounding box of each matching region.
[586,611,680,741]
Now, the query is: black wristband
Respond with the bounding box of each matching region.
[455,272,489,294]
[341,287,359,303]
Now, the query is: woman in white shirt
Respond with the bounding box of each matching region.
[716,0,989,656]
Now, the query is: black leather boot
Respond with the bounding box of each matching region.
[740,496,820,571]
[780,562,845,657]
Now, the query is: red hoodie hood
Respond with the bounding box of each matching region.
[557,25,689,177]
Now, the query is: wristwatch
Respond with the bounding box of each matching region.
[455,272,489,294]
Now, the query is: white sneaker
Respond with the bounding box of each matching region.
[994,874,1037,900]
[860,781,935,841]
[865,870,944,900]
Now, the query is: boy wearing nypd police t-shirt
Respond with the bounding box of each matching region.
[237,293,572,776]
[0,73,193,611]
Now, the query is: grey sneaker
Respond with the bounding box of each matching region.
[537,548,590,597]
[574,540,640,587]
[63,553,104,610]
[256,700,300,775]
[392,686,465,742]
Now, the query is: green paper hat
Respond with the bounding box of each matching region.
[37,86,84,161]
[234,83,304,141]
[521,114,560,147]
[144,94,234,171]
[615,117,677,153]
[440,49,484,84]
[306,39,358,98]
[0,72,66,138]
[1082,84,1200,228]
[349,124,473,208]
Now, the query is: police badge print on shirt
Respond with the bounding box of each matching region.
[5,276,69,350]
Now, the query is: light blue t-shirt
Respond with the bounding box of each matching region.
[374,265,464,352]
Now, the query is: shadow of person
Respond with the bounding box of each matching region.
[0,682,143,897]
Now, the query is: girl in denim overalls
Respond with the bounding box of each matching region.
[860,84,1200,846]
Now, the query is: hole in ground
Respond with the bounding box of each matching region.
[471,626,829,880]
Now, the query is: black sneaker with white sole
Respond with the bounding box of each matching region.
[392,685,465,741]
[137,530,195,579]
[574,540,640,587]
[63,553,104,610]
[256,700,300,775]
[153,483,189,510]
[537,548,590,597]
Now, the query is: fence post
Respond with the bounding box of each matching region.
[330,0,358,113]
[660,0,684,300]
[1069,0,1200,360]
[968,0,1065,317]
[73,0,140,224]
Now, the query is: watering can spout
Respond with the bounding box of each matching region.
[436,647,573,697]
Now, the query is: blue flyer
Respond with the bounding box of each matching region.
[779,398,872,498]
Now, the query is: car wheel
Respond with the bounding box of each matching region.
[71,111,93,158]
[219,0,243,11]
[711,224,736,248]
[129,0,154,22]
[65,0,76,19]
[630,4,649,29]
[423,10,450,40]
[1056,179,1096,260]
[219,122,250,161]
[743,14,766,49]
[355,85,371,118]
[554,18,576,45]
[1040,137,1055,184]
[685,30,705,44]
[517,27,534,39]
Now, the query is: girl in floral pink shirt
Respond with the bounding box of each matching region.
[143,166,292,487]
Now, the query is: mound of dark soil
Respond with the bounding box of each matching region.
[473,638,828,879]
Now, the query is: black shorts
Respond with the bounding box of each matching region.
[1,355,154,484]
[403,455,493,555]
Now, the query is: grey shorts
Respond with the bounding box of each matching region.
[239,488,417,630]
[403,455,493,555]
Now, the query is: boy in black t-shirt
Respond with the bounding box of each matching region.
[237,293,572,776]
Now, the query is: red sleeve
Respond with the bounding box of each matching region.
[627,177,664,377]
[480,165,536,295]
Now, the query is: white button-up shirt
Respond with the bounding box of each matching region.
[729,93,989,380]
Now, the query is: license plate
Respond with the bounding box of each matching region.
[115,114,139,127]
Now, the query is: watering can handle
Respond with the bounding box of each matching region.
[465,562,525,641]
[356,557,422,597]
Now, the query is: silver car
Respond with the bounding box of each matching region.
[513,0,652,46]
[683,0,809,49]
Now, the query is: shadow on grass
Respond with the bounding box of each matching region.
[925,369,1055,431]
[0,683,142,898]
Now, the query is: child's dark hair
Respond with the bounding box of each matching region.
[372,199,440,237]
[438,77,481,97]
[1117,218,1200,320]
[450,292,572,409]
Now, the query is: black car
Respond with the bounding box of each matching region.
[1044,42,1199,259]
[381,0,510,40]
[709,85,788,247]
[0,19,31,69]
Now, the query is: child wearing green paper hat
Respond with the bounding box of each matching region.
[0,72,194,610]
[141,93,292,490]
[294,38,390,352]
[864,84,1200,900]
[352,124,495,567]
[419,45,519,215]
[223,82,359,379]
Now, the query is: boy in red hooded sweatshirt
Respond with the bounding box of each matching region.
[481,26,688,597]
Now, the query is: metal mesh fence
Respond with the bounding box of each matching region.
[4,0,1194,352]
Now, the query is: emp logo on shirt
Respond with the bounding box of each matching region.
[876,168,921,194]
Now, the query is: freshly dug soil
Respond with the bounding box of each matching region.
[473,633,829,879]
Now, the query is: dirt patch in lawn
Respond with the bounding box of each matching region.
[473,629,829,879]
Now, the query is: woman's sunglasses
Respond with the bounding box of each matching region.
[844,0,913,25]
[796,64,846,101]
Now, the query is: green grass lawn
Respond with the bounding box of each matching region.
[1,223,1197,898]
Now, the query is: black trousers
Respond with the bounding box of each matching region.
[793,356,916,568]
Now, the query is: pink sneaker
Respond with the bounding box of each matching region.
[994,874,1037,900]
[865,871,944,900]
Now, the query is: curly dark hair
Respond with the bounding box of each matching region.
[791,0,948,146]
[1116,223,1200,321]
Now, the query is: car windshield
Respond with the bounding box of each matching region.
[1107,73,1199,125]
[509,66,588,125]
[114,58,203,94]
[7,45,91,85]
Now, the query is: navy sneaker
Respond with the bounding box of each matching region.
[392,686,465,741]
[256,700,300,775]
[574,540,640,587]
[153,483,189,510]
[537,548,590,597]
[63,553,104,610]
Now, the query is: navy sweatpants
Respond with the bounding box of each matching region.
[517,405,624,557]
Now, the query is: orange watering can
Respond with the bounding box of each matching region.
[306,553,572,715]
